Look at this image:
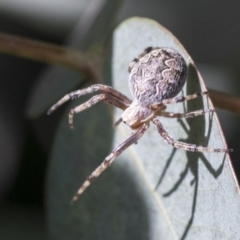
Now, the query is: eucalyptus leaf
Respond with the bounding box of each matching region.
[26,0,123,118]
[112,17,240,239]
[47,17,240,240]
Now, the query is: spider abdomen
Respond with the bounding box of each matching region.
[128,47,187,106]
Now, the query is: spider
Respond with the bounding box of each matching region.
[48,47,232,203]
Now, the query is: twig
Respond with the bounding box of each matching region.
[0,32,240,115]
[209,89,240,115]
[0,32,102,83]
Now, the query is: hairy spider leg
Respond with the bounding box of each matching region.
[71,123,149,203]
[152,91,214,120]
[159,109,215,118]
[161,91,209,105]
[152,118,232,153]
[115,92,213,127]
[68,93,129,129]
[47,84,132,115]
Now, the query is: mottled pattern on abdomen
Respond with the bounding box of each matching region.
[128,47,187,107]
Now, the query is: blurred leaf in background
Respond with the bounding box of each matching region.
[0,1,123,239]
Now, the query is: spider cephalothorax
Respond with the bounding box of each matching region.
[48,47,232,203]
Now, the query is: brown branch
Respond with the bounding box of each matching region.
[209,88,240,115]
[0,32,102,83]
[1,33,240,115]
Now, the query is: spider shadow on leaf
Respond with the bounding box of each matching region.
[155,63,227,240]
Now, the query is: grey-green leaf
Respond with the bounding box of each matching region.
[47,17,240,240]
[112,17,240,239]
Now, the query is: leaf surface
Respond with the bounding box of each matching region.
[112,17,240,239]
[47,17,240,240]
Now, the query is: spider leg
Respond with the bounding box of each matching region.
[47,84,132,114]
[162,91,208,105]
[159,109,214,118]
[152,118,232,153]
[69,93,129,129]
[113,91,209,127]
[71,123,149,203]
[149,91,209,110]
